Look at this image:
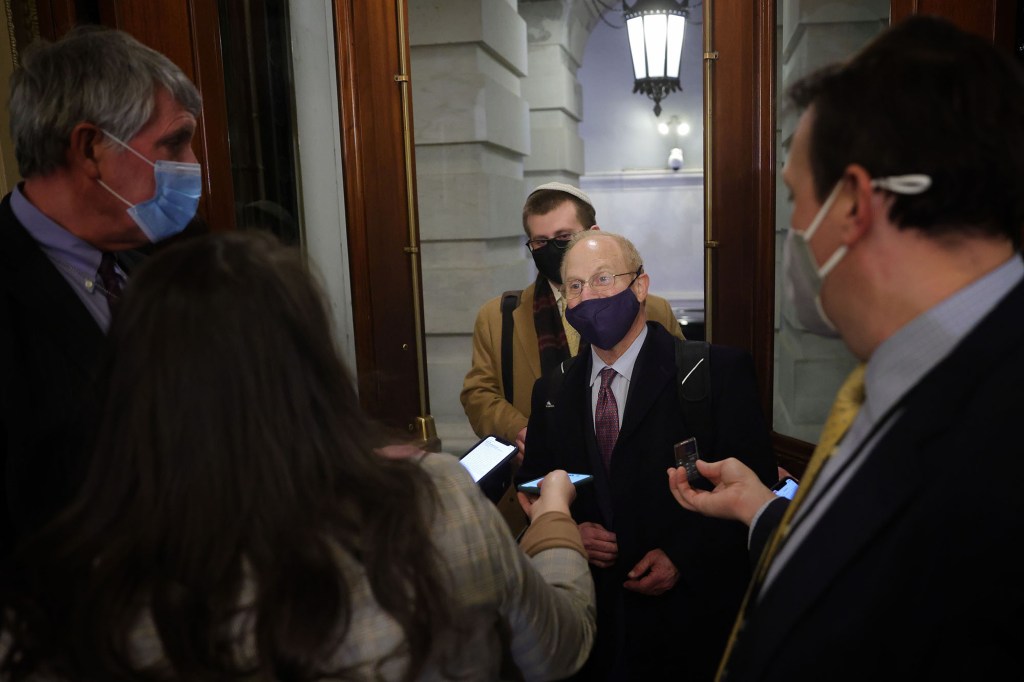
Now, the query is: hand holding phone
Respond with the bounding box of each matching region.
[459,436,519,504]
[516,470,584,521]
[674,437,713,491]
[771,476,799,500]
[517,472,593,496]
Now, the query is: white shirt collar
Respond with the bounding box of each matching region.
[587,323,648,386]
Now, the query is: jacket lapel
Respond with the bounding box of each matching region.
[617,323,675,445]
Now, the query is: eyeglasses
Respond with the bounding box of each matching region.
[525,234,574,251]
[564,271,640,300]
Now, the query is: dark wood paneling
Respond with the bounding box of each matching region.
[706,1,757,353]
[98,0,235,233]
[334,0,424,432]
[34,0,77,40]
[710,0,811,472]
[774,433,813,478]
[752,0,777,427]
[706,0,775,409]
[891,0,1017,54]
[185,2,234,233]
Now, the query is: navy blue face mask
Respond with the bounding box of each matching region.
[565,280,640,350]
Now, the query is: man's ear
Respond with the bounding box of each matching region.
[67,123,103,178]
[842,164,874,246]
[589,224,600,231]
[633,272,650,302]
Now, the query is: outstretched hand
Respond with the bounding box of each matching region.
[517,469,576,521]
[666,457,776,527]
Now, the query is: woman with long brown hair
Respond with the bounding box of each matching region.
[0,231,594,681]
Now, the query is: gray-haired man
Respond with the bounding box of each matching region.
[0,26,202,551]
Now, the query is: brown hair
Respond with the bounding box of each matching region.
[522,189,597,236]
[1,232,452,681]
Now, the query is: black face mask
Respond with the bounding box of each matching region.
[531,241,567,284]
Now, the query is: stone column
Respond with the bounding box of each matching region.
[409,0,530,455]
[519,0,589,188]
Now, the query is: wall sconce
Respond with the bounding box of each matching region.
[657,115,691,136]
[625,0,689,116]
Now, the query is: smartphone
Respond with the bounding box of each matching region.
[673,437,704,484]
[516,472,594,495]
[771,476,799,500]
[459,436,519,503]
[674,437,713,491]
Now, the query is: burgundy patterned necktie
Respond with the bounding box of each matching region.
[595,367,620,471]
[97,252,124,307]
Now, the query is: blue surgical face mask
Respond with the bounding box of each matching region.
[565,278,641,350]
[97,129,202,242]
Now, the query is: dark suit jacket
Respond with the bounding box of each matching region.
[0,193,105,554]
[728,274,1024,681]
[520,321,777,681]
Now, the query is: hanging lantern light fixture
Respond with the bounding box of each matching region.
[624,0,688,116]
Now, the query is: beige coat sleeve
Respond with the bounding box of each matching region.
[460,295,530,444]
[424,454,596,681]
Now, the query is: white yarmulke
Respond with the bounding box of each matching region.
[528,181,593,208]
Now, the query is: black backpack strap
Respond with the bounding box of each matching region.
[675,338,713,452]
[500,290,522,404]
[544,355,576,407]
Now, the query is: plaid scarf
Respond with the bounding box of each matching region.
[532,273,571,376]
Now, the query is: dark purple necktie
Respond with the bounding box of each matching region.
[595,367,620,471]
[97,252,123,307]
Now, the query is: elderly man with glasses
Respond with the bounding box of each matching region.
[460,183,681,531]
[516,230,776,681]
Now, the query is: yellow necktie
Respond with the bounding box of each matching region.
[559,297,581,357]
[715,363,866,681]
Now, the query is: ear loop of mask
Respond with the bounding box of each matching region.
[799,180,846,279]
[95,129,156,208]
[805,173,932,279]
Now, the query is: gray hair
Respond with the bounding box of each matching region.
[10,25,202,177]
[560,230,643,283]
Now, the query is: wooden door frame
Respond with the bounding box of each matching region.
[704,0,801,468]
[333,0,432,439]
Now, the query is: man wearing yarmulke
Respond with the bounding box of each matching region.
[460,183,682,531]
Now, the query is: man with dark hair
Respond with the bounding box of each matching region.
[461,183,682,458]
[669,16,1024,680]
[0,26,202,551]
[518,230,776,680]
